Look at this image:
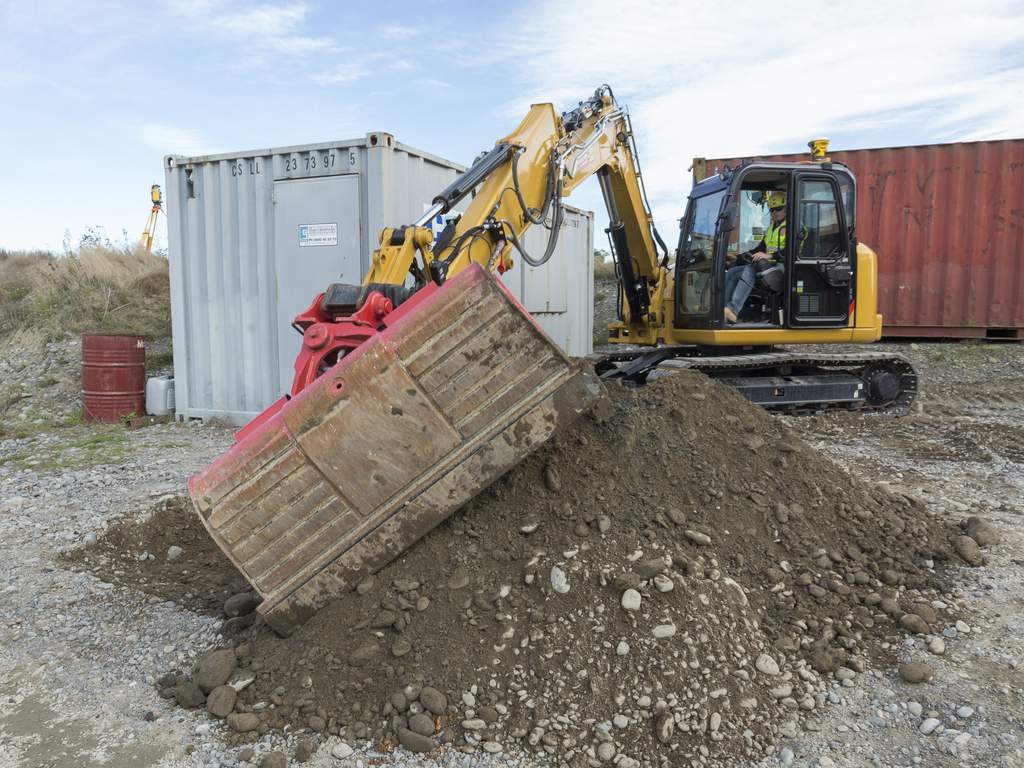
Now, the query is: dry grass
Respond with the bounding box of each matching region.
[0,246,170,339]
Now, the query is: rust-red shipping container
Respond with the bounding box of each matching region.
[695,139,1024,339]
[81,334,146,423]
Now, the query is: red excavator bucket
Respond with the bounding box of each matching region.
[188,264,601,635]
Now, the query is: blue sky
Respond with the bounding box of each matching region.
[1,0,1022,252]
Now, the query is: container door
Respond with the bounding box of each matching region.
[274,175,361,392]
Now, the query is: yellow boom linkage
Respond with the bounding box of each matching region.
[361,86,664,336]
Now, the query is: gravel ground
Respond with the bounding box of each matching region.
[1,337,1022,767]
[766,341,1024,767]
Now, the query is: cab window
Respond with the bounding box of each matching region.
[681,190,725,265]
[679,188,725,314]
[836,174,855,229]
[796,180,844,262]
[729,190,772,260]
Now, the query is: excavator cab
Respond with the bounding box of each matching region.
[673,163,857,331]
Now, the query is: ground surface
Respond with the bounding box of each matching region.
[0,337,1021,767]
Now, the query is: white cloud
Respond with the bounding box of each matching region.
[390,58,417,72]
[379,24,420,41]
[139,123,208,155]
[161,0,333,59]
[312,64,370,85]
[489,0,1024,226]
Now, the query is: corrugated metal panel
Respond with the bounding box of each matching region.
[697,138,1024,336]
[165,135,465,425]
[501,205,595,357]
[167,135,596,425]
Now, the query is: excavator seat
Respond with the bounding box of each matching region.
[739,263,784,324]
[755,263,785,294]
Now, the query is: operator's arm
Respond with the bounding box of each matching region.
[735,239,767,264]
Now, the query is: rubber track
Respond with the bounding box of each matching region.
[601,349,918,415]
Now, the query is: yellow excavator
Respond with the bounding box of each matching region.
[189,85,916,634]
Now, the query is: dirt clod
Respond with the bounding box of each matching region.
[953,534,985,566]
[260,752,287,768]
[899,661,935,684]
[224,591,262,618]
[173,681,205,709]
[965,515,1001,547]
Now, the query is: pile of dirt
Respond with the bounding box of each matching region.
[61,494,249,614]
[69,371,983,766]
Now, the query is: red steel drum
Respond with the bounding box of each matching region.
[81,334,146,423]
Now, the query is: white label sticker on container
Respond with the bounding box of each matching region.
[298,223,338,247]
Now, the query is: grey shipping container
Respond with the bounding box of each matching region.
[501,207,594,358]
[166,132,594,425]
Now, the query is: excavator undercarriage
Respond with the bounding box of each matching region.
[598,347,918,413]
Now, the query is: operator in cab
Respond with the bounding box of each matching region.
[724,191,787,323]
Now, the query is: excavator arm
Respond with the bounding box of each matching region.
[361,85,665,329]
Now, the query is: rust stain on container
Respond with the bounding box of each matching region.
[188,265,602,635]
[697,138,1024,338]
[81,334,146,423]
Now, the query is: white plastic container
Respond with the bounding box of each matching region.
[145,376,175,416]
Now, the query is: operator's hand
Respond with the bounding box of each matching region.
[752,253,771,263]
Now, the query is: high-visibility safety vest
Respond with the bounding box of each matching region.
[765,220,786,255]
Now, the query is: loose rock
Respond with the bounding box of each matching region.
[331,742,354,759]
[397,727,435,753]
[550,566,570,594]
[419,686,447,715]
[685,530,712,546]
[654,712,674,744]
[228,712,261,733]
[756,653,781,676]
[952,535,984,566]
[899,613,930,635]
[898,662,934,684]
[965,516,1000,547]
[194,649,237,693]
[206,685,237,718]
[652,623,677,639]
[621,588,642,611]
[408,713,434,736]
